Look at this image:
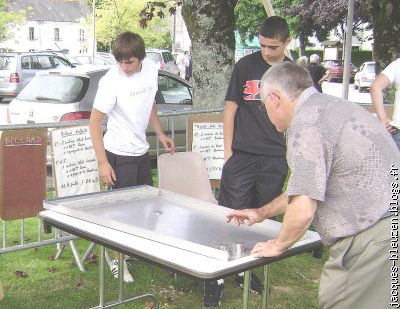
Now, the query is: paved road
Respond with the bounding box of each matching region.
[322,81,372,104]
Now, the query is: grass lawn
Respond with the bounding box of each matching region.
[0,170,328,308]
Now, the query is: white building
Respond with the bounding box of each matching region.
[0,0,93,55]
[170,5,191,53]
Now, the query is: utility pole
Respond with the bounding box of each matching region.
[92,0,96,59]
[342,0,354,100]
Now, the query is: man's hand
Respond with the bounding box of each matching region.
[226,208,263,226]
[250,239,287,258]
[224,149,232,162]
[98,161,116,186]
[159,134,176,153]
[381,118,397,134]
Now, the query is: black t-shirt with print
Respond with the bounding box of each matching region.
[225,51,289,156]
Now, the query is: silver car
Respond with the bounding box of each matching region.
[0,52,75,101]
[146,49,179,75]
[354,61,376,92]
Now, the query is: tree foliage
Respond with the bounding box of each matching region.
[234,0,266,45]
[0,0,25,41]
[93,0,172,51]
[365,0,400,72]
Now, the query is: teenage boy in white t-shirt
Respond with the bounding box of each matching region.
[89,32,175,282]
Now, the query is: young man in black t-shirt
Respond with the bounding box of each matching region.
[203,16,291,307]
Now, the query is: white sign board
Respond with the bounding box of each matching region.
[192,122,224,179]
[51,126,100,197]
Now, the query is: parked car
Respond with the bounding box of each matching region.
[73,54,116,66]
[354,61,376,92]
[146,49,179,75]
[7,67,193,157]
[0,51,75,101]
[321,59,358,83]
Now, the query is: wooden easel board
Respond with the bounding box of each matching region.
[188,113,223,188]
[51,126,100,197]
[0,129,47,220]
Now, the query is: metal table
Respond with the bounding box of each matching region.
[39,186,321,309]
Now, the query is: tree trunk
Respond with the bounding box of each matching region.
[298,34,306,56]
[367,0,400,72]
[182,0,238,108]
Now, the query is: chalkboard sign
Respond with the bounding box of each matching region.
[188,114,224,182]
[51,126,100,197]
[0,129,47,220]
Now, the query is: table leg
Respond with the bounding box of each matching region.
[99,246,105,307]
[118,253,124,301]
[261,265,270,309]
[242,270,251,309]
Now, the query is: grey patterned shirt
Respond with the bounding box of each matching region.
[287,87,400,245]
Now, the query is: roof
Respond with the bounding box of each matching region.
[7,0,90,22]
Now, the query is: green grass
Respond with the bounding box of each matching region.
[0,169,328,308]
[0,218,328,309]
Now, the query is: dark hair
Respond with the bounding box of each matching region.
[259,16,290,42]
[112,32,146,62]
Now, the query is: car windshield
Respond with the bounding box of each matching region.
[17,74,89,103]
[0,56,15,70]
[366,64,375,73]
[146,52,161,63]
[158,75,192,104]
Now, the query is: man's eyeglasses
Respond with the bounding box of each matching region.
[259,103,267,112]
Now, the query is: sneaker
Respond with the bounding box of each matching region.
[235,273,263,294]
[203,280,224,307]
[110,259,134,283]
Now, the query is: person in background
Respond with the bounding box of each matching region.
[227,62,397,309]
[185,51,192,82]
[204,16,291,307]
[296,55,308,66]
[89,31,175,283]
[307,54,330,93]
[370,58,400,149]
[176,51,187,79]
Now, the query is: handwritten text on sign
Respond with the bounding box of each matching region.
[192,122,224,179]
[51,126,100,197]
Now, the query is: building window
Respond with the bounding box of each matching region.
[54,28,60,41]
[29,27,34,40]
[79,29,85,42]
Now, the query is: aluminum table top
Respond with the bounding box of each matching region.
[40,186,322,279]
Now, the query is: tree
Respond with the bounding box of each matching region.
[234,0,266,45]
[366,0,400,72]
[0,0,25,42]
[141,1,238,108]
[93,0,172,51]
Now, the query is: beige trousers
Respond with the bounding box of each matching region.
[319,216,392,309]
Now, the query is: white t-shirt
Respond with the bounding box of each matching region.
[382,58,400,127]
[93,58,158,156]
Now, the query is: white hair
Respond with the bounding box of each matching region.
[310,54,320,63]
[261,62,313,100]
[296,56,308,65]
